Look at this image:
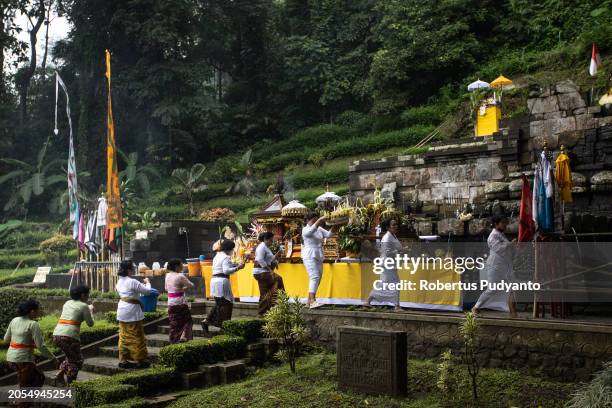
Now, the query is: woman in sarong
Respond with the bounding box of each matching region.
[365,219,403,311]
[52,285,94,384]
[472,215,518,318]
[253,232,284,316]
[4,299,59,391]
[165,258,195,343]
[116,260,158,369]
[202,240,245,332]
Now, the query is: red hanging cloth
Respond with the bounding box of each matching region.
[519,174,536,242]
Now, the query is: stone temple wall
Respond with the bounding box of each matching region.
[348,80,612,236]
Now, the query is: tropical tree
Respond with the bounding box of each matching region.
[118,150,161,195]
[171,163,208,217]
[225,149,256,197]
[0,140,64,215]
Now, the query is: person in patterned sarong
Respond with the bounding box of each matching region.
[165,258,195,343]
[4,299,59,395]
[52,285,95,384]
[253,232,284,316]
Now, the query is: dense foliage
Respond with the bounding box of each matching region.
[0,0,610,220]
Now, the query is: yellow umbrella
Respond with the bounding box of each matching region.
[490,74,513,88]
[600,89,612,105]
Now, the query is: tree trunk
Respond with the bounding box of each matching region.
[0,3,6,101]
[40,0,52,78]
[18,0,46,126]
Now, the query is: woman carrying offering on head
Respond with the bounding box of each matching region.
[165,258,195,344]
[116,260,158,369]
[201,240,246,333]
[301,212,332,309]
[4,299,59,391]
[52,285,94,385]
[253,232,284,316]
[472,215,518,318]
[365,219,403,311]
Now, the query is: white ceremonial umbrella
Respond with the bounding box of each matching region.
[315,191,341,205]
[467,79,490,92]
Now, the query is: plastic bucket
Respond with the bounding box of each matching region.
[187,258,201,277]
[140,293,158,312]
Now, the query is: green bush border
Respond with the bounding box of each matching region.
[159,335,246,371]
[222,318,265,343]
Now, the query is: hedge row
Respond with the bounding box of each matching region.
[73,367,177,407]
[222,318,265,343]
[158,335,246,371]
[0,270,36,288]
[104,311,167,324]
[0,252,46,269]
[0,288,35,333]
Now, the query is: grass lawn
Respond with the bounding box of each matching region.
[168,353,574,408]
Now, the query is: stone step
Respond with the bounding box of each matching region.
[182,359,247,388]
[82,356,130,375]
[99,346,162,362]
[43,369,102,385]
[157,324,220,337]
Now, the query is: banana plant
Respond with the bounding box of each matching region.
[225,149,256,197]
[171,163,208,217]
[0,139,65,214]
[118,150,161,194]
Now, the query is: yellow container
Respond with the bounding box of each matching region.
[201,263,213,298]
[187,258,201,277]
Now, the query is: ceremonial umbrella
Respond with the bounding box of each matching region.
[315,191,341,205]
[467,79,490,92]
[490,74,513,88]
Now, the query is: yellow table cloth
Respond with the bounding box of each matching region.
[225,262,461,311]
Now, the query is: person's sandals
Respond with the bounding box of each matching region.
[309,301,323,309]
[118,361,137,369]
[53,373,66,387]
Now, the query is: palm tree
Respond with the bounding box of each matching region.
[225,149,256,197]
[118,150,161,194]
[171,163,208,217]
[0,141,65,215]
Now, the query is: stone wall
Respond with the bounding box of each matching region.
[128,220,224,265]
[304,309,612,382]
[348,80,612,236]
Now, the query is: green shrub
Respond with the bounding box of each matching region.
[73,367,177,406]
[372,114,404,133]
[39,234,74,265]
[0,269,36,287]
[73,382,136,407]
[0,288,35,333]
[290,167,348,189]
[320,125,432,159]
[87,397,149,408]
[401,105,442,126]
[104,311,167,324]
[335,110,366,128]
[222,318,265,343]
[111,366,177,395]
[159,335,246,371]
[0,251,46,269]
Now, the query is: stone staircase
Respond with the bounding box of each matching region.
[18,314,267,406]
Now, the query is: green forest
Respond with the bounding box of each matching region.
[1,0,611,224]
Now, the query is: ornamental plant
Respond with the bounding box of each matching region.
[199,207,236,223]
[39,234,74,265]
[263,290,309,374]
[460,311,481,402]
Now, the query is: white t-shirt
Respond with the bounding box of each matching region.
[253,242,275,275]
[116,276,151,322]
[301,224,332,261]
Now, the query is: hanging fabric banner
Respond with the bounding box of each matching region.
[55,72,80,240]
[105,49,123,229]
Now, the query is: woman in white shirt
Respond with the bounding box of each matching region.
[202,240,245,333]
[302,212,332,309]
[164,258,195,344]
[115,261,158,369]
[365,219,403,311]
[253,232,284,315]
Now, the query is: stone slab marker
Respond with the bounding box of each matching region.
[337,326,407,396]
